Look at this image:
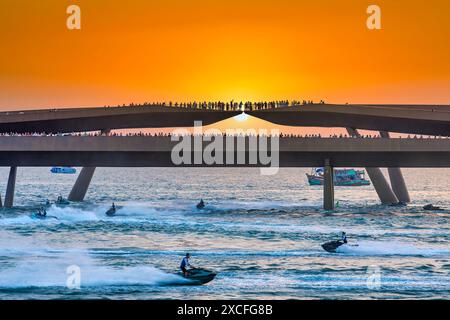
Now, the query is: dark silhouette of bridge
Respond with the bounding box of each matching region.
[1,136,449,167]
[2,103,450,135]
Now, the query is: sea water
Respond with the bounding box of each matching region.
[0,167,448,299]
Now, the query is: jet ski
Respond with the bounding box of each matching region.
[179,268,216,285]
[423,204,444,211]
[196,200,205,210]
[321,240,345,253]
[322,240,359,253]
[31,212,47,220]
[30,210,58,220]
[389,201,407,207]
[55,196,70,206]
[105,207,116,216]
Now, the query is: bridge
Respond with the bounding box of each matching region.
[2,103,450,135]
[1,136,449,168]
[247,104,450,136]
[0,106,240,133]
[1,103,450,210]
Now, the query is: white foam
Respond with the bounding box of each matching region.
[0,248,187,288]
[46,205,100,222]
[336,240,450,256]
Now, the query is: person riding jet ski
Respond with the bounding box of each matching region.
[196,199,205,209]
[56,195,69,205]
[321,231,353,253]
[105,203,116,216]
[31,207,48,219]
[37,207,47,217]
[178,253,217,285]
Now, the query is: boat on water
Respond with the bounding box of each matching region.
[51,167,76,174]
[306,168,370,186]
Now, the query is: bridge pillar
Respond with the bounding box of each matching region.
[68,167,96,202]
[323,159,335,210]
[346,128,399,205]
[380,131,411,203]
[5,166,17,208]
[68,129,109,202]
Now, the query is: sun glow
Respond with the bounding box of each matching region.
[234,113,250,122]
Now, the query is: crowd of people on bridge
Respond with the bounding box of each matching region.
[0,131,449,140]
[0,100,330,117]
[102,99,327,111]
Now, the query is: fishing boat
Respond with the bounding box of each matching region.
[306,168,370,186]
[51,167,76,174]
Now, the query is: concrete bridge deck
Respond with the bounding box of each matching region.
[0,136,449,168]
[0,106,240,133]
[247,104,450,136]
[1,104,450,136]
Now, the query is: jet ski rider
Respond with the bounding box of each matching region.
[180,253,194,276]
[340,232,347,244]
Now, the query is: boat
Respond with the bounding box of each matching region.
[51,167,76,174]
[307,168,371,186]
[179,268,217,285]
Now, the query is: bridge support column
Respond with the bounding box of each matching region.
[346,128,399,205]
[380,131,411,203]
[68,167,96,202]
[365,168,399,205]
[323,159,335,210]
[68,129,109,202]
[5,166,17,208]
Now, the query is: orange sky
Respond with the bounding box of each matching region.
[0,0,449,133]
